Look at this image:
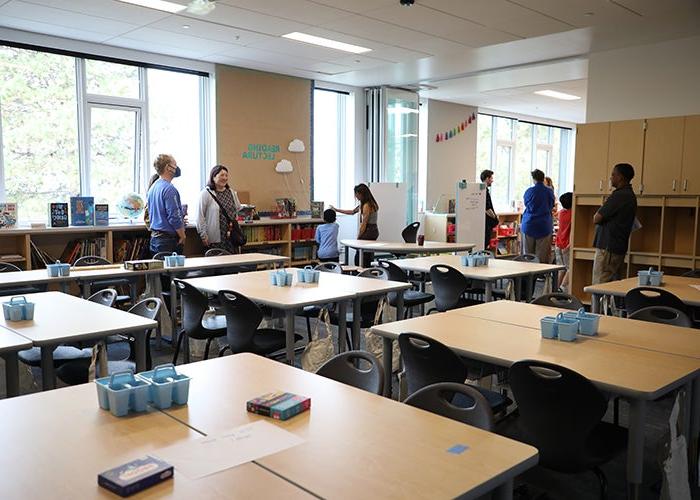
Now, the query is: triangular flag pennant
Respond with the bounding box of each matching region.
[468,116,472,124]
[472,112,476,120]
[435,133,440,142]
[461,123,465,131]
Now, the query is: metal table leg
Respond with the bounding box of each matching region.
[492,479,513,500]
[526,275,534,301]
[485,281,493,302]
[382,336,393,398]
[134,330,148,372]
[3,352,20,397]
[170,277,177,345]
[689,376,700,487]
[40,345,56,391]
[395,292,404,323]
[626,397,646,500]
[337,301,347,353]
[285,309,295,365]
[344,245,349,265]
[591,293,601,314]
[352,297,362,351]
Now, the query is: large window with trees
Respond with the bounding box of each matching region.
[476,114,573,212]
[0,44,209,222]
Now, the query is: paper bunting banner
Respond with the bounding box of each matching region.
[436,112,476,142]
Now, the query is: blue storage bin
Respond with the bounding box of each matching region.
[269,271,278,285]
[540,316,558,339]
[47,261,62,277]
[555,312,578,342]
[58,263,70,276]
[95,370,151,417]
[638,267,663,286]
[297,269,307,282]
[175,255,186,266]
[2,296,35,321]
[164,252,179,267]
[137,363,191,409]
[575,307,600,336]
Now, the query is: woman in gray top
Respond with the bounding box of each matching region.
[196,165,241,253]
[332,183,379,265]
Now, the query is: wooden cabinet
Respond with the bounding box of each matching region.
[607,120,645,194]
[681,115,700,194]
[574,122,609,194]
[642,117,685,195]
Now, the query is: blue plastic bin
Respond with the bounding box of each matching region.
[564,307,600,336]
[540,316,558,339]
[95,370,150,417]
[164,252,179,267]
[175,255,186,266]
[2,296,35,321]
[137,363,191,409]
[555,312,579,342]
[638,267,663,286]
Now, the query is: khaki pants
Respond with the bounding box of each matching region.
[592,248,625,284]
[523,233,552,264]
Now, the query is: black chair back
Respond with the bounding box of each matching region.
[682,269,700,278]
[628,306,692,327]
[405,382,494,431]
[315,262,342,273]
[205,248,231,257]
[624,286,686,315]
[353,268,389,324]
[0,262,22,272]
[514,254,539,263]
[316,351,384,395]
[173,279,209,337]
[217,290,263,353]
[509,360,607,471]
[376,260,408,283]
[429,265,467,312]
[398,332,467,396]
[531,292,583,311]
[401,222,420,243]
[74,255,112,266]
[87,289,117,308]
[127,298,161,368]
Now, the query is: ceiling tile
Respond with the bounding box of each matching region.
[408,37,471,57]
[304,0,396,15]
[108,36,204,59]
[0,14,110,42]
[182,2,310,36]
[108,27,232,56]
[320,14,434,47]
[0,0,137,37]
[148,15,268,46]
[331,54,389,70]
[20,0,170,25]
[512,0,644,28]
[247,36,356,62]
[369,45,431,63]
[217,0,352,25]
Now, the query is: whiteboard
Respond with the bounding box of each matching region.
[455,181,486,251]
[368,182,408,242]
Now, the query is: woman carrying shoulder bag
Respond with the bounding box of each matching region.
[197,165,244,253]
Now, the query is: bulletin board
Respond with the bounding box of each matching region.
[455,181,486,251]
[216,66,312,212]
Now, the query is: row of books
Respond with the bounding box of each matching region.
[241,246,283,256]
[59,238,108,264]
[113,237,150,263]
[292,245,315,261]
[241,225,284,243]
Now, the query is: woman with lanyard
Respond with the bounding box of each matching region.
[331,183,379,266]
[196,164,241,253]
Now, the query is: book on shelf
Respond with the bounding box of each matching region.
[95,204,109,226]
[0,202,17,229]
[70,197,95,226]
[310,201,324,219]
[57,237,108,265]
[30,240,54,268]
[113,237,149,263]
[48,203,69,228]
[274,198,296,218]
[241,225,283,243]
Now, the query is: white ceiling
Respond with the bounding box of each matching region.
[1,0,699,122]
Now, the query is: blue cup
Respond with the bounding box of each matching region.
[540,316,558,339]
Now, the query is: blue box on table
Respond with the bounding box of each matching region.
[98,456,173,497]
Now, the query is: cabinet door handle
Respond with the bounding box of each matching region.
[684,179,688,191]
[672,179,677,191]
[599,180,603,191]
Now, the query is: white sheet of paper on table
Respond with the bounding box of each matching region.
[153,420,304,479]
[689,285,700,291]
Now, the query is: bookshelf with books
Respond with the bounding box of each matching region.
[491,212,521,258]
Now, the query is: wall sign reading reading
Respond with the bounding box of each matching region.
[242,143,280,160]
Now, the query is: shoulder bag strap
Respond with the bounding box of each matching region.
[206,188,234,223]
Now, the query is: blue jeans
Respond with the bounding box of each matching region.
[149,234,183,256]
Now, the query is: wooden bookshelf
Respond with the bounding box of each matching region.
[0,217,323,269]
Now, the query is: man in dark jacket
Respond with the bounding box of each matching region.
[481,169,498,250]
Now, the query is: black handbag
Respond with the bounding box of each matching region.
[206,189,247,247]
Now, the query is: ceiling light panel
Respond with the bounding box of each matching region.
[534,89,581,100]
[282,32,371,54]
[116,0,186,13]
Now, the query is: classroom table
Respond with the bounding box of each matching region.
[164,253,289,338]
[0,325,32,397]
[0,382,313,499]
[341,238,475,266]
[162,353,539,500]
[371,313,700,499]
[584,275,700,313]
[184,269,410,363]
[391,254,566,301]
[0,292,157,391]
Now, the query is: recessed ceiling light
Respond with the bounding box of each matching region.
[182,24,190,29]
[584,11,595,16]
[116,0,186,13]
[282,32,371,54]
[534,89,581,101]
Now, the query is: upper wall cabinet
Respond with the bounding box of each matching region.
[681,115,700,194]
[641,117,685,195]
[574,122,610,194]
[608,120,645,194]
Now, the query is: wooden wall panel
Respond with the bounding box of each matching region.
[216,66,312,212]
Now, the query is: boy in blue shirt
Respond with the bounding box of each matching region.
[315,209,339,262]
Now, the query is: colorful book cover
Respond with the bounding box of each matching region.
[310,201,324,219]
[95,204,109,226]
[70,196,95,226]
[48,202,69,227]
[0,203,17,229]
[246,391,310,421]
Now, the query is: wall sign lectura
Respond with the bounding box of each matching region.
[242,143,280,160]
[435,112,476,142]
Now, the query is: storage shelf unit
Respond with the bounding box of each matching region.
[0,217,323,269]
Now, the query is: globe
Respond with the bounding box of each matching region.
[116,192,145,220]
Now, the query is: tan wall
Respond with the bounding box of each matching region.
[216,65,312,212]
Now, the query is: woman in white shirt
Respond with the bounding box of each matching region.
[196,165,241,253]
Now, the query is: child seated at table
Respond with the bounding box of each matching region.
[315,209,339,263]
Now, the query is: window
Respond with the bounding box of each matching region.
[0,44,210,222]
[312,88,354,209]
[476,113,573,212]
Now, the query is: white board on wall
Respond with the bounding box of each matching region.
[455,181,486,251]
[368,182,408,242]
